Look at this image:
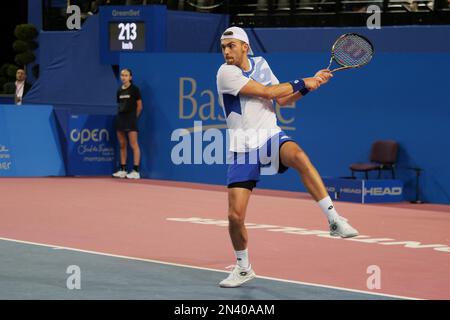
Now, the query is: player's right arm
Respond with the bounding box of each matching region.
[240,77,323,101]
[275,70,332,106]
[217,64,324,101]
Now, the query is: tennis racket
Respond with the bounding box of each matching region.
[326,33,374,73]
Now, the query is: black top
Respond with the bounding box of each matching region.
[4,82,32,96]
[116,84,141,114]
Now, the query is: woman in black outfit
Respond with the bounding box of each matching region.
[112,68,143,179]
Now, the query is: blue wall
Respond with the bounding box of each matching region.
[24,7,229,113]
[121,52,450,204]
[0,96,14,105]
[245,26,450,53]
[0,105,66,177]
[167,10,228,53]
[24,15,118,115]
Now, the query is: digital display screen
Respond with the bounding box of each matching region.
[109,22,145,51]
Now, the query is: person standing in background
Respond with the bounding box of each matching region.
[112,68,143,179]
[4,68,32,105]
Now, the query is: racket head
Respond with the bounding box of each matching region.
[330,33,374,72]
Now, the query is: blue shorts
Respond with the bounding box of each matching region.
[227,131,295,187]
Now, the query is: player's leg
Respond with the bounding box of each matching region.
[113,130,128,178]
[279,141,328,201]
[228,186,251,252]
[126,131,141,179]
[220,183,256,288]
[279,141,359,238]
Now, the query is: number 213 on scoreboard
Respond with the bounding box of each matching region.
[109,22,146,51]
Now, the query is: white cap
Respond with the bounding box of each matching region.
[220,26,254,56]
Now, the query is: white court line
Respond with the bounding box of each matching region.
[0,236,420,300]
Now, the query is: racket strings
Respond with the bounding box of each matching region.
[333,34,373,68]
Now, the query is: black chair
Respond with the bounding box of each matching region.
[350,140,399,180]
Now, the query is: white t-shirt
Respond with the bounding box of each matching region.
[15,81,25,105]
[216,56,281,152]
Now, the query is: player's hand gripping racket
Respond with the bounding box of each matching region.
[326,33,374,73]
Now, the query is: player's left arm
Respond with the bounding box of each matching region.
[276,69,333,106]
[135,87,143,117]
[137,99,143,117]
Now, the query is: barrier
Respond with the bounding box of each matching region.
[65,114,117,176]
[0,105,65,177]
[322,178,404,203]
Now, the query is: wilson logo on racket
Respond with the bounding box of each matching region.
[342,39,368,59]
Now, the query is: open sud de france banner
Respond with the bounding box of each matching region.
[67,114,117,176]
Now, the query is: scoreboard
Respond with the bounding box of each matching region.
[109,21,146,51]
[99,5,167,64]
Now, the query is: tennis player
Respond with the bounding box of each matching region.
[216,27,359,288]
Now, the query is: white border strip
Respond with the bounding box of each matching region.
[0,236,420,300]
[362,179,365,204]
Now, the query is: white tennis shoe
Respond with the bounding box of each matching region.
[126,170,140,179]
[112,170,127,178]
[329,216,359,238]
[219,265,256,288]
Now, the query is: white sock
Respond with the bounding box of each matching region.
[318,196,339,222]
[235,249,250,269]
